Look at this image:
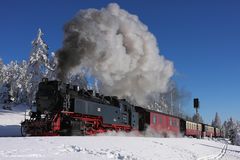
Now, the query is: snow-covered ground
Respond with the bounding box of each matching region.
[1,136,240,160]
[0,104,26,137]
[0,104,240,160]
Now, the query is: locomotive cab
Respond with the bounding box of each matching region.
[35,79,63,115]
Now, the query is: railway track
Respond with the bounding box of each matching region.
[197,142,228,160]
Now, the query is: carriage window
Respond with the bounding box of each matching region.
[153,115,156,124]
[169,118,172,126]
[159,116,162,123]
[174,120,177,127]
[172,119,175,126]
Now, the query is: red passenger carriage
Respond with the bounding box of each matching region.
[149,112,180,136]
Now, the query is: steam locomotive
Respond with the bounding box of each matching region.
[21,78,224,138]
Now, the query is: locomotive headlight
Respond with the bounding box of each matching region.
[41,114,46,118]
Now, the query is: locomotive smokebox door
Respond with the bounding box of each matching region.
[193,98,199,109]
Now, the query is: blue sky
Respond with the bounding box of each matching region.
[0,0,240,123]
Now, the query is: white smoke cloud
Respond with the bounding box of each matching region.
[57,3,174,105]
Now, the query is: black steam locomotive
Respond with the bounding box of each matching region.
[21,78,223,138]
[21,78,139,136]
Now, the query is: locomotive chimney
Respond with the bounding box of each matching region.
[42,78,48,82]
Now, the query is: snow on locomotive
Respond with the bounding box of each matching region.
[21,78,223,138]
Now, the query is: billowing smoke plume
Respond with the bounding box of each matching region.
[57,3,174,105]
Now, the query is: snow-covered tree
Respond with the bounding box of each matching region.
[46,52,57,80]
[26,28,51,104]
[212,112,221,128]
[232,121,240,146]
[0,83,10,103]
[15,60,28,103]
[0,61,14,103]
[0,58,4,84]
[235,132,240,146]
[0,29,59,104]
[3,61,19,98]
[0,60,28,103]
[0,60,8,103]
[235,122,240,146]
[224,117,235,137]
[222,118,240,145]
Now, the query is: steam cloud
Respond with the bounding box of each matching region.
[57,3,174,105]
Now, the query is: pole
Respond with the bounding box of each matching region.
[194,98,200,138]
[171,92,172,114]
[196,107,199,138]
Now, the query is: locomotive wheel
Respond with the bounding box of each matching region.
[20,125,27,137]
[70,120,86,136]
[21,124,32,137]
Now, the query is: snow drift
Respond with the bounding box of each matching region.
[56,3,174,105]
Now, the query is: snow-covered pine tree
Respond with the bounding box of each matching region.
[0,61,16,105]
[26,28,51,104]
[235,132,240,146]
[0,60,28,103]
[222,117,239,144]
[234,121,240,146]
[3,61,19,100]
[15,60,28,103]
[46,52,57,80]
[212,112,221,128]
[0,58,3,84]
[0,59,6,103]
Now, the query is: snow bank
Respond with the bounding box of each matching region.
[0,104,27,137]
